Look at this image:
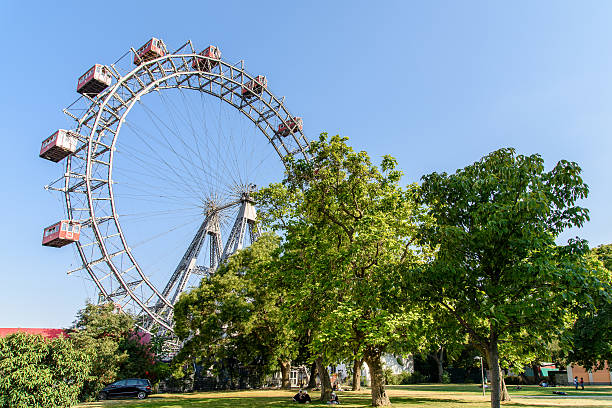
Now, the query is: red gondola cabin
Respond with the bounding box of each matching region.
[77,64,112,96]
[42,221,81,247]
[277,117,303,137]
[134,38,166,65]
[39,130,78,162]
[192,45,221,72]
[242,75,267,98]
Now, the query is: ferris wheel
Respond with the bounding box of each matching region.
[39,38,309,335]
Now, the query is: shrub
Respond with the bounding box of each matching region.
[0,332,90,408]
[383,368,397,385]
[394,371,428,384]
[441,371,451,384]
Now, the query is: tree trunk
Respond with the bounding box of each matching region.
[364,348,391,407]
[352,358,363,391]
[499,367,511,401]
[315,357,332,402]
[306,362,318,389]
[531,363,541,385]
[279,359,291,389]
[430,347,444,383]
[487,340,501,408]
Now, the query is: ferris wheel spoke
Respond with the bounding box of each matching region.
[112,151,205,199]
[119,121,206,200]
[121,114,205,193]
[115,139,229,200]
[197,93,243,190]
[157,90,241,195]
[113,166,202,203]
[173,87,227,194]
[136,98,211,194]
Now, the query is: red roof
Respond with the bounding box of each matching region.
[0,328,67,339]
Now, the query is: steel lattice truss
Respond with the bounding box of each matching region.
[46,40,309,334]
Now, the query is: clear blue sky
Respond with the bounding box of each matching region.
[1,1,611,328]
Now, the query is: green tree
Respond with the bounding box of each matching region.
[418,306,468,383]
[413,148,603,408]
[563,244,612,369]
[70,302,135,400]
[0,332,90,408]
[117,334,157,382]
[174,233,298,389]
[257,134,424,406]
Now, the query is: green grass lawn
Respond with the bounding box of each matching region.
[78,384,612,408]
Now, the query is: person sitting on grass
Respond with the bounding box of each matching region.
[293,389,311,404]
[327,391,340,404]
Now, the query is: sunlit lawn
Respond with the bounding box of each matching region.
[78,384,612,408]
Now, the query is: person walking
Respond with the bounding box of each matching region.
[580,377,584,390]
[573,376,578,390]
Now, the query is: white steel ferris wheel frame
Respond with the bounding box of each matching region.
[54,40,310,333]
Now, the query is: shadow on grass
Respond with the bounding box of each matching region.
[385,396,472,405]
[502,403,609,408]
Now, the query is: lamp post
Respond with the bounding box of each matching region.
[474,356,485,397]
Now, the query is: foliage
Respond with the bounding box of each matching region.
[173,233,297,387]
[417,306,469,382]
[256,134,426,405]
[563,244,612,369]
[592,244,612,271]
[384,371,428,385]
[70,302,135,400]
[0,332,90,408]
[384,368,432,386]
[117,334,157,382]
[412,148,603,408]
[383,368,396,385]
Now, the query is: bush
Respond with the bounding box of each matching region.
[0,332,90,408]
[383,368,397,385]
[441,371,451,384]
[391,371,428,385]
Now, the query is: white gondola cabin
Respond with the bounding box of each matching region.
[134,38,166,65]
[39,130,78,162]
[191,45,221,72]
[278,117,303,137]
[242,75,267,98]
[77,64,112,96]
[42,220,81,247]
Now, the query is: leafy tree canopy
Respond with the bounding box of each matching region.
[257,134,426,406]
[412,147,605,408]
[0,332,90,408]
[70,302,135,400]
[174,233,297,387]
[562,244,612,369]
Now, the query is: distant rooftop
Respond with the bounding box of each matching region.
[0,328,67,339]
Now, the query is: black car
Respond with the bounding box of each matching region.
[99,378,152,400]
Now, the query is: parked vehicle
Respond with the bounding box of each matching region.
[98,378,152,400]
